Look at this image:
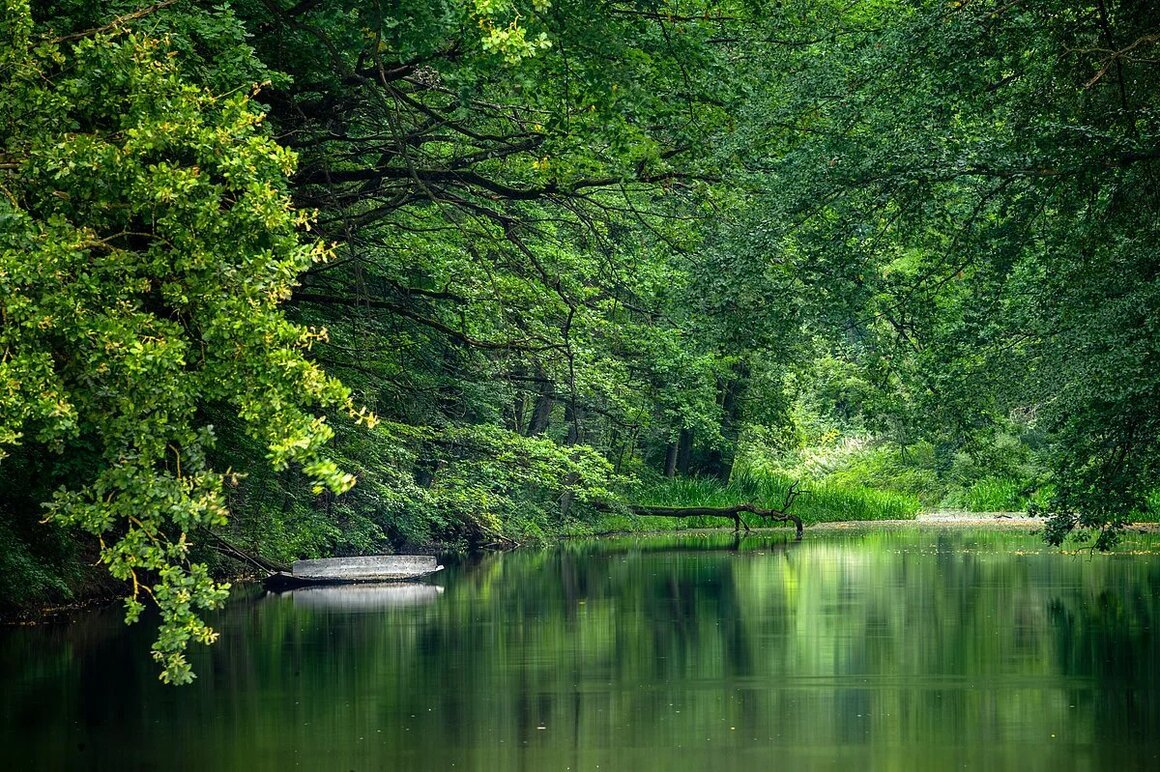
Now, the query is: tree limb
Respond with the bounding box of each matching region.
[52,0,180,43]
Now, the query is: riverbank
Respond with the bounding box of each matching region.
[564,508,1160,541]
[9,511,1159,627]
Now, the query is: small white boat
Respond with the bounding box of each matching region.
[266,555,443,589]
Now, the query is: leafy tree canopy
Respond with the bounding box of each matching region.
[6,0,1160,681]
[1,0,371,682]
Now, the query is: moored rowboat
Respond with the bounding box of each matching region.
[265,555,443,589]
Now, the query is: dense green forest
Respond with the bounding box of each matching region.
[3,0,1160,681]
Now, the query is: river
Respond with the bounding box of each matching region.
[3,526,1159,770]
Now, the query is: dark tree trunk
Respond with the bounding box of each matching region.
[510,392,526,434]
[564,401,581,445]
[528,378,554,436]
[703,362,750,481]
[664,441,678,477]
[559,401,582,516]
[676,428,694,475]
[702,447,727,481]
[615,427,638,475]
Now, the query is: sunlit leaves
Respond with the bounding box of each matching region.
[0,2,365,682]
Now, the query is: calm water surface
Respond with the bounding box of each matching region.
[3,527,1160,770]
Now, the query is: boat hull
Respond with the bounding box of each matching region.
[265,555,443,590]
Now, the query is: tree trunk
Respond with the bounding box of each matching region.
[664,441,678,477]
[559,401,582,517]
[704,362,749,481]
[528,378,554,436]
[511,392,526,434]
[564,401,581,445]
[676,428,693,475]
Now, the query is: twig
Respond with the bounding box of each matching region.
[52,0,181,44]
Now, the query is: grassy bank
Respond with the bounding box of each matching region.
[567,466,922,537]
[565,432,1073,537]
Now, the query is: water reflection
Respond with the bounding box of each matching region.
[274,583,445,612]
[2,528,1160,770]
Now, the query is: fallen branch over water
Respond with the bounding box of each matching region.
[604,481,805,539]
[623,503,803,539]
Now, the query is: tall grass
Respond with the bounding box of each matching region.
[628,466,920,527]
[751,431,1052,514]
[939,478,1054,513]
[946,477,1023,511]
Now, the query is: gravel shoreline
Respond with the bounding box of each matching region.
[913,511,1044,525]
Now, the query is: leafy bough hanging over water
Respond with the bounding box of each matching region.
[0,5,373,683]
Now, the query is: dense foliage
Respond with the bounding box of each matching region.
[734,0,1160,547]
[3,0,1160,680]
[0,0,369,682]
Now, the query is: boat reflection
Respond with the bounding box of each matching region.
[271,582,444,611]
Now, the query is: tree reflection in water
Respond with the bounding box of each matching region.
[2,528,1160,770]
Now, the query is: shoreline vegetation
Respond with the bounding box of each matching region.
[9,431,1160,626]
[8,514,1160,629]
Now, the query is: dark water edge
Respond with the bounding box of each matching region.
[3,527,1160,771]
